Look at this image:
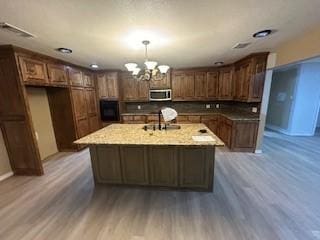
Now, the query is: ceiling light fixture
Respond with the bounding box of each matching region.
[56,48,72,54]
[253,30,272,38]
[214,61,224,66]
[124,40,170,81]
[90,64,99,69]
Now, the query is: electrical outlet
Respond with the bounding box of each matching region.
[215,104,220,109]
[137,105,141,110]
[205,104,211,109]
[252,107,258,113]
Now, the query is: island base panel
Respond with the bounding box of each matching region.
[89,145,215,192]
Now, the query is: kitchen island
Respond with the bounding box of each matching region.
[75,124,224,191]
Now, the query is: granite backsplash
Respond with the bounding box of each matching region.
[124,101,260,114]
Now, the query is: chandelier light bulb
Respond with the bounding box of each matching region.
[125,63,138,71]
[145,61,158,70]
[132,67,141,76]
[158,65,170,74]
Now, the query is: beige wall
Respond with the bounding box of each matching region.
[276,28,320,67]
[26,87,58,160]
[0,131,11,176]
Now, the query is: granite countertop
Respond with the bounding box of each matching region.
[121,110,260,121]
[75,123,224,146]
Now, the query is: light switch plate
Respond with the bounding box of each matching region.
[206,104,211,109]
[137,105,141,110]
[252,107,258,113]
[215,104,220,109]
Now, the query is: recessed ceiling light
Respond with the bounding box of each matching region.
[253,30,273,38]
[56,48,72,54]
[90,64,99,69]
[214,61,224,66]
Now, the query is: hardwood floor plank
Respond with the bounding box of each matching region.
[0,130,319,239]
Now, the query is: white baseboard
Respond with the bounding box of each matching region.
[255,149,263,154]
[0,171,14,182]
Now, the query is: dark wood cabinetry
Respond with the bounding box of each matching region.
[18,56,49,84]
[201,115,219,134]
[218,116,233,147]
[234,53,268,102]
[47,64,68,85]
[149,72,171,89]
[218,67,234,100]
[97,72,119,99]
[207,71,219,99]
[172,71,195,100]
[121,72,149,101]
[194,72,207,99]
[69,67,83,87]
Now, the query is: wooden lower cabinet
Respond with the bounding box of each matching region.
[89,145,215,191]
[122,115,146,123]
[149,146,178,187]
[231,121,259,152]
[201,115,219,134]
[179,147,214,189]
[120,146,149,185]
[218,116,233,147]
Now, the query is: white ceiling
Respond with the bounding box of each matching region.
[0,0,320,70]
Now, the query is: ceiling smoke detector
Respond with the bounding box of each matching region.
[232,42,251,49]
[0,22,35,38]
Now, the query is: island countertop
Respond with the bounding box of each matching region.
[75,123,224,146]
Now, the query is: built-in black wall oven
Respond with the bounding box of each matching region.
[100,100,120,122]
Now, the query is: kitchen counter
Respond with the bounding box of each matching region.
[120,110,260,121]
[75,123,224,146]
[75,123,222,191]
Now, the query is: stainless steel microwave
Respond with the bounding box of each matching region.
[149,89,172,101]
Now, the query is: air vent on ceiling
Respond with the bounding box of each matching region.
[233,42,251,49]
[0,22,35,38]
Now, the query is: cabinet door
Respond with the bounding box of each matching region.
[121,73,139,101]
[120,146,149,185]
[47,64,68,85]
[71,88,87,120]
[218,118,232,147]
[138,80,149,100]
[88,115,100,132]
[183,72,195,99]
[232,121,258,150]
[97,73,108,98]
[69,68,83,86]
[85,88,98,116]
[149,146,178,187]
[179,147,212,189]
[93,146,122,183]
[150,72,171,89]
[207,72,219,99]
[194,72,207,99]
[218,67,233,100]
[201,116,219,135]
[83,72,95,88]
[76,118,90,138]
[172,72,184,100]
[249,57,267,102]
[106,72,119,99]
[19,56,48,83]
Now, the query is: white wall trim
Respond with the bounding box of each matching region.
[0,171,14,182]
[266,124,315,136]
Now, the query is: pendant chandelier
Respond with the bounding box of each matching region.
[124,40,170,81]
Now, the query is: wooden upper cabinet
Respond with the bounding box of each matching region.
[234,53,268,102]
[149,71,171,89]
[183,72,195,99]
[18,56,48,84]
[172,72,184,100]
[47,63,68,85]
[106,72,119,99]
[249,56,267,102]
[194,72,207,99]
[83,72,95,88]
[218,67,234,100]
[172,71,195,101]
[97,73,108,98]
[207,71,219,99]
[121,72,148,101]
[69,67,83,87]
